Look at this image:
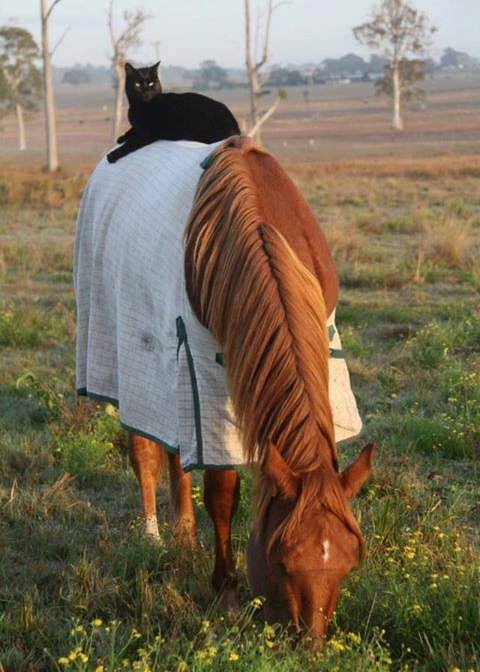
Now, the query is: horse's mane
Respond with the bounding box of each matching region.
[185,137,362,551]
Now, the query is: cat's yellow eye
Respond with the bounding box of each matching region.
[135,82,141,88]
[148,82,154,87]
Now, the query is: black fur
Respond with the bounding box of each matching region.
[107,62,240,163]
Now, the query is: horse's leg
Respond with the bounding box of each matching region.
[167,453,197,543]
[204,469,240,610]
[128,433,166,540]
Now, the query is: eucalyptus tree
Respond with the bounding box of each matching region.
[354,0,436,131]
[0,26,41,151]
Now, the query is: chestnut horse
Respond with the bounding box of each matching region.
[129,137,374,639]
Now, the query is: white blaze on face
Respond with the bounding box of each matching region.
[322,539,331,563]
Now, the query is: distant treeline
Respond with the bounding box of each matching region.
[58,47,479,89]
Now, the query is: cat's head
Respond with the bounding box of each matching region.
[125,61,162,102]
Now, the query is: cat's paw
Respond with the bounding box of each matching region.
[106,150,119,164]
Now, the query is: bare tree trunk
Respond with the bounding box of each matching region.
[248,94,280,140]
[392,62,403,131]
[112,61,125,142]
[244,0,258,134]
[244,0,280,143]
[40,0,59,171]
[15,103,26,151]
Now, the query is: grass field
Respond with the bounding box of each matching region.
[1,152,479,672]
[1,71,480,672]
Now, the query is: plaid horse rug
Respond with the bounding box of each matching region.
[74,139,362,472]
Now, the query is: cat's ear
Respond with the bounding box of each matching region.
[152,60,161,71]
[125,62,135,75]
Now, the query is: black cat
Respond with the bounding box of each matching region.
[107,61,240,163]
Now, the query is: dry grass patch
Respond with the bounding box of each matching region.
[0,169,86,211]
[422,217,479,268]
[323,220,367,262]
[287,155,480,182]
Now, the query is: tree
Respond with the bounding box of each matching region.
[0,26,41,151]
[369,53,389,73]
[62,67,91,85]
[40,0,64,171]
[440,47,477,70]
[268,67,306,87]
[375,58,425,106]
[244,0,285,142]
[193,60,228,90]
[108,1,148,142]
[353,0,436,131]
[322,53,367,77]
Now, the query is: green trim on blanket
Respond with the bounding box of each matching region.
[120,423,179,454]
[200,151,217,171]
[183,461,245,473]
[77,388,119,407]
[176,316,205,468]
[76,388,180,454]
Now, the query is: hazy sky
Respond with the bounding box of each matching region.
[2,0,479,68]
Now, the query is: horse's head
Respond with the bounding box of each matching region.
[247,442,375,641]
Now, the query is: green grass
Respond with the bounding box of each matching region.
[1,164,479,671]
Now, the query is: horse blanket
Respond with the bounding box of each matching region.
[74,139,362,472]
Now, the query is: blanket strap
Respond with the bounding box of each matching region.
[328,323,345,359]
[200,151,217,171]
[177,316,205,464]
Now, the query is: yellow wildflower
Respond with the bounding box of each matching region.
[329,639,346,652]
[91,618,103,627]
[229,652,239,661]
[58,659,70,667]
[347,632,361,645]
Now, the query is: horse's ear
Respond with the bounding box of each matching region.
[340,443,375,499]
[264,441,300,501]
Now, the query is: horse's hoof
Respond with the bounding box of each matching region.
[219,587,240,614]
[172,518,197,546]
[145,530,162,545]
